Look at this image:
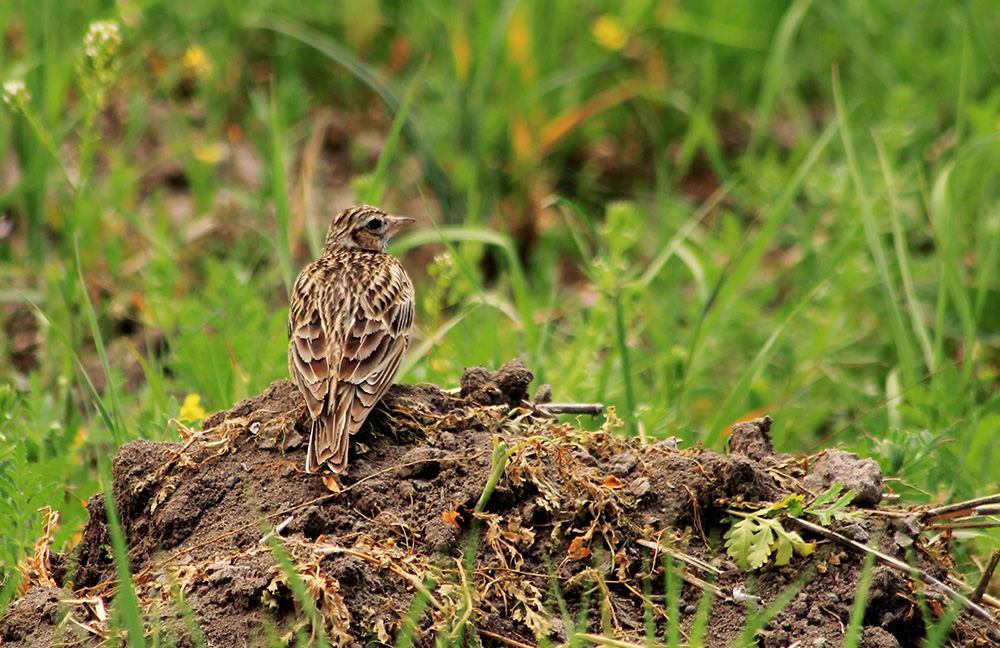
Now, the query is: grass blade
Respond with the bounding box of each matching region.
[393,576,432,648]
[101,458,148,648]
[873,133,935,371]
[705,276,829,446]
[74,238,126,443]
[613,291,637,436]
[927,164,976,383]
[683,120,838,431]
[396,226,537,367]
[362,69,420,207]
[841,553,876,648]
[245,13,454,215]
[263,534,333,648]
[269,82,294,295]
[832,68,918,386]
[27,300,116,436]
[748,0,815,155]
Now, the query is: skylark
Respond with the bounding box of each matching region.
[288,205,415,473]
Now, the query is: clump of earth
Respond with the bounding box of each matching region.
[3,360,997,647]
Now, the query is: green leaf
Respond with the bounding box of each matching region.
[724,516,758,569]
[806,483,857,525]
[794,538,815,558]
[773,533,794,565]
[809,482,844,508]
[773,524,812,566]
[771,492,806,517]
[748,520,775,570]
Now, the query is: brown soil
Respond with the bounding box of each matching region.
[3,360,998,647]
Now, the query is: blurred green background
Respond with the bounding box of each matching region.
[1,0,999,606]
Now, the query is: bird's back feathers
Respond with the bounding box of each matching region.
[289,245,414,474]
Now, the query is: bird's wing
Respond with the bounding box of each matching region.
[309,260,413,473]
[287,262,337,421]
[336,263,414,435]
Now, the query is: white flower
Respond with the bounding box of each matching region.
[2,80,28,106]
[84,20,122,59]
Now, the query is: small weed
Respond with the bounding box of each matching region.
[725,484,855,570]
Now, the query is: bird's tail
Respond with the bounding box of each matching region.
[305,414,349,474]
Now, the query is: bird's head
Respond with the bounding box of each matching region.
[323,205,414,254]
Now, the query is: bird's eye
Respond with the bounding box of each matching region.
[366,218,383,231]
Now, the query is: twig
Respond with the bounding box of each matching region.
[947,575,1000,610]
[926,521,1000,531]
[539,402,604,416]
[519,399,557,419]
[519,400,605,418]
[574,633,676,648]
[972,550,1000,605]
[258,516,294,546]
[636,538,722,575]
[787,516,999,630]
[684,573,728,599]
[923,494,1000,521]
[633,539,727,600]
[479,628,539,648]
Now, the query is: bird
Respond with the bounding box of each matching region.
[288,205,415,473]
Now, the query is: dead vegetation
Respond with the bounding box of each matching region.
[3,360,999,648]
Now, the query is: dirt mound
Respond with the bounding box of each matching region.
[3,360,998,647]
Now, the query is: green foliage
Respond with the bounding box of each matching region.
[803,482,856,525]
[723,493,801,571]
[0,405,58,606]
[725,484,858,570]
[102,459,148,648]
[1,0,999,641]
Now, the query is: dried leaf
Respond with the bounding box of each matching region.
[568,536,591,561]
[501,519,536,546]
[375,618,391,643]
[602,474,625,489]
[442,509,463,528]
[16,506,58,595]
[323,475,342,493]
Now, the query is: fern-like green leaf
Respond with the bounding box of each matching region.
[809,483,844,508]
[724,517,758,569]
[771,493,806,517]
[748,520,775,569]
[806,483,857,525]
[772,524,813,566]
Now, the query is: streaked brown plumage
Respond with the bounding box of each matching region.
[288,205,415,473]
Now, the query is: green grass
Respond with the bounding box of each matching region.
[1,0,999,642]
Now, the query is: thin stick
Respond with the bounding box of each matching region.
[258,515,294,546]
[636,539,722,575]
[924,494,1000,521]
[519,400,605,418]
[478,628,539,648]
[926,521,1000,531]
[947,575,1000,610]
[541,402,604,415]
[518,400,557,420]
[787,516,999,630]
[972,550,1000,605]
[574,633,677,648]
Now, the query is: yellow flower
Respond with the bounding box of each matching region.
[179,394,206,422]
[183,44,214,77]
[70,426,88,452]
[193,142,226,164]
[592,15,629,51]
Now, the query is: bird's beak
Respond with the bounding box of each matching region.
[387,216,416,233]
